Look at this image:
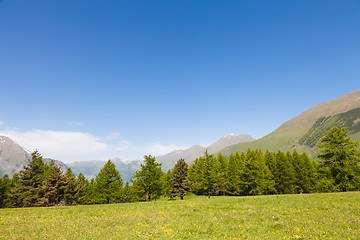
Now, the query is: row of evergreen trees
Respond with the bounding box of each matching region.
[0,127,359,208]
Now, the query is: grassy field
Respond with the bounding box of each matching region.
[1,192,360,239]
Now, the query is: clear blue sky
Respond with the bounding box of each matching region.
[1,0,359,162]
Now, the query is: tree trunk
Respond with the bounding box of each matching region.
[146,190,150,201]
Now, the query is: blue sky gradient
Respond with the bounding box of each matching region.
[1,1,359,162]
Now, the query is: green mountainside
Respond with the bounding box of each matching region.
[221,90,360,158]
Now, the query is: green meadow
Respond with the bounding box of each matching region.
[1,192,359,240]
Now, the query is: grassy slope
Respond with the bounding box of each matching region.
[1,192,360,239]
[222,90,360,159]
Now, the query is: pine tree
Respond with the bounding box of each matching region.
[274,151,296,194]
[11,150,48,207]
[248,149,276,195]
[170,158,190,200]
[216,153,228,196]
[82,178,96,205]
[94,160,124,204]
[37,163,65,206]
[226,152,242,195]
[188,151,220,198]
[318,127,360,191]
[62,168,78,205]
[0,174,10,208]
[131,155,163,201]
[74,172,88,204]
[188,157,206,195]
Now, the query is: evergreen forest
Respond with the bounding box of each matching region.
[0,127,359,208]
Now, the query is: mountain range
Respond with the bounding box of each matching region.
[1,90,360,181]
[222,90,360,158]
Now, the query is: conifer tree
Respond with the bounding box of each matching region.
[318,127,360,191]
[274,151,296,194]
[74,172,88,204]
[11,150,48,207]
[37,163,65,206]
[62,168,78,205]
[248,149,276,195]
[162,170,173,199]
[0,174,10,208]
[94,160,124,204]
[82,178,96,205]
[170,158,190,200]
[216,153,228,196]
[226,152,244,195]
[188,151,220,198]
[131,155,163,201]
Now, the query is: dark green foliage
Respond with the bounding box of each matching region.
[247,149,276,195]
[62,168,78,205]
[37,163,65,206]
[217,153,228,196]
[226,152,246,195]
[74,172,88,205]
[162,170,173,199]
[318,127,360,191]
[131,155,163,201]
[93,160,124,204]
[122,182,138,203]
[169,158,190,200]
[300,107,360,147]
[274,151,296,194]
[0,174,10,207]
[188,151,221,198]
[11,150,48,207]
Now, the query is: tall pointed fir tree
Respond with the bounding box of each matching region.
[216,153,228,196]
[170,158,190,200]
[0,174,10,208]
[247,149,275,195]
[318,127,360,191]
[94,160,124,204]
[131,155,163,201]
[62,168,78,205]
[37,162,65,206]
[226,152,244,195]
[11,150,48,207]
[188,151,220,198]
[74,172,88,204]
[274,151,296,194]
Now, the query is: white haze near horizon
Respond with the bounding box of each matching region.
[0,128,190,163]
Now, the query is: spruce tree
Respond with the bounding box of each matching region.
[188,151,220,198]
[170,158,190,200]
[62,168,78,205]
[318,127,360,191]
[94,160,124,204]
[74,172,88,204]
[248,149,276,195]
[226,152,243,195]
[131,155,163,201]
[0,174,10,208]
[216,153,228,196]
[188,157,206,195]
[274,151,296,194]
[37,163,65,206]
[11,150,47,207]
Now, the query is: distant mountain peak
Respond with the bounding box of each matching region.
[156,133,255,171]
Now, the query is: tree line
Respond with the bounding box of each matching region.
[0,127,359,208]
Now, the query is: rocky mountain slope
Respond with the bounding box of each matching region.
[0,136,67,177]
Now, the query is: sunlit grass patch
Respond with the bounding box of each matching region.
[1,192,359,239]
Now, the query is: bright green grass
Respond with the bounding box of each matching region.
[1,192,360,239]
